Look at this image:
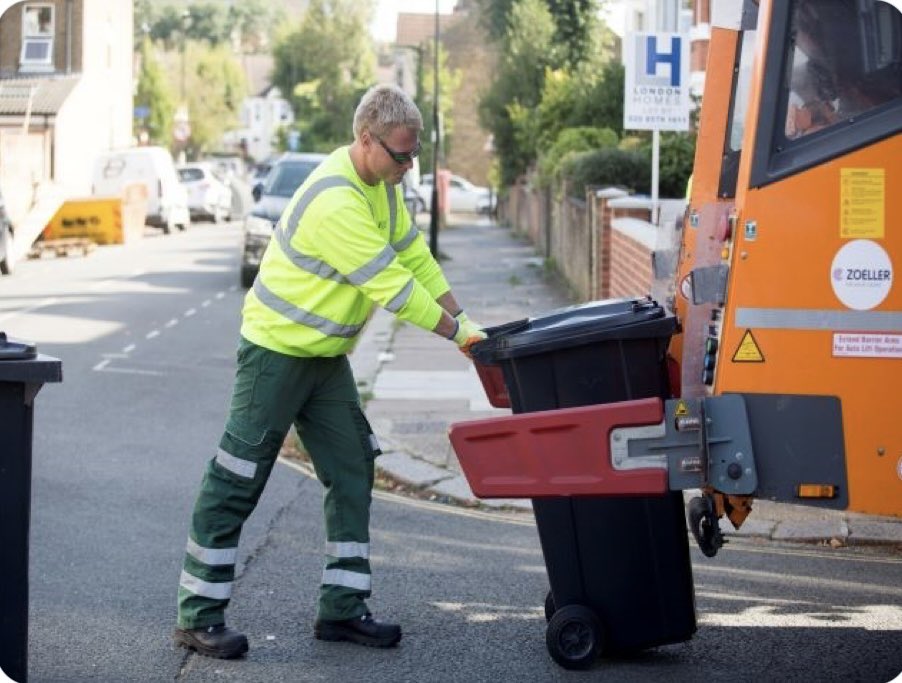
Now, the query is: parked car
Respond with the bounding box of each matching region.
[0,188,13,275]
[209,155,246,184]
[92,146,190,234]
[417,173,496,214]
[241,152,327,288]
[177,163,232,223]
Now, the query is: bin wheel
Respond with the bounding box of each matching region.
[545,604,603,670]
[544,590,555,622]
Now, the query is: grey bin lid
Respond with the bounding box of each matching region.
[472,297,677,362]
[0,332,62,383]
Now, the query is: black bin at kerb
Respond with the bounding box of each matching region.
[0,334,62,683]
[472,298,696,654]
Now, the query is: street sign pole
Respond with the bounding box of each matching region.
[652,129,660,225]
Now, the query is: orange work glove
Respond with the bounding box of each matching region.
[451,314,487,358]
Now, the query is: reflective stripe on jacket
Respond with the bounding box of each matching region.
[241,147,450,357]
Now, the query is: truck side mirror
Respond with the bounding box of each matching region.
[252,183,263,203]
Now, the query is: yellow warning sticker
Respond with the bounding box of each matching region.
[675,400,690,416]
[732,330,764,363]
[840,168,884,239]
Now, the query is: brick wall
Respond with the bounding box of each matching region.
[501,185,670,303]
[0,1,83,77]
[609,226,654,299]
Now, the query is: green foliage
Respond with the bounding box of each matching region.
[473,0,518,41]
[537,126,618,186]
[479,0,556,186]
[135,1,283,52]
[560,147,651,198]
[134,38,176,146]
[546,0,599,67]
[417,42,462,173]
[181,41,248,156]
[271,0,376,151]
[641,132,697,198]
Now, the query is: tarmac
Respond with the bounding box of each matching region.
[345,214,902,548]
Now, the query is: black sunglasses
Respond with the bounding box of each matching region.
[376,136,421,165]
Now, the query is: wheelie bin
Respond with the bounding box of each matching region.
[457,298,696,669]
[0,333,62,683]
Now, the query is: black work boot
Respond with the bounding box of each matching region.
[173,624,249,659]
[314,612,402,648]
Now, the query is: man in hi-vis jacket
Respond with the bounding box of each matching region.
[173,84,485,658]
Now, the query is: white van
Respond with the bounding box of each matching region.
[92,146,190,233]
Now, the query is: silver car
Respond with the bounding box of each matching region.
[177,163,233,223]
[241,153,327,288]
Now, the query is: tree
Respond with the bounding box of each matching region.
[546,0,599,67]
[228,0,285,53]
[184,3,231,45]
[474,0,518,41]
[271,0,376,151]
[181,42,248,156]
[134,37,176,146]
[479,0,557,185]
[417,41,462,173]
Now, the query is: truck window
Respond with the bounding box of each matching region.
[728,31,758,152]
[751,0,902,187]
[783,0,902,140]
[719,29,758,198]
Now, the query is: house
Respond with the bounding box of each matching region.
[0,0,132,257]
[225,53,294,164]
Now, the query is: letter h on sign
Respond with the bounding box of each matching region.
[640,35,682,88]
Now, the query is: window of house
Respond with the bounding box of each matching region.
[20,4,54,72]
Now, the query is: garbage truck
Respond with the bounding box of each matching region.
[450,0,901,669]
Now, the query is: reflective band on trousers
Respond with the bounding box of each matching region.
[252,279,365,338]
[180,570,233,600]
[215,448,257,479]
[186,537,237,566]
[324,541,370,559]
[322,568,372,591]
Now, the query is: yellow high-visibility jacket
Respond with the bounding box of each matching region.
[241,147,450,357]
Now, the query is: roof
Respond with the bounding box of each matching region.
[241,54,275,98]
[395,12,464,47]
[0,75,80,116]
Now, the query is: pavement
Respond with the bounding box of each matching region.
[343,214,902,548]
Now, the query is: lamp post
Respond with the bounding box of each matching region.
[175,9,192,163]
[428,0,440,257]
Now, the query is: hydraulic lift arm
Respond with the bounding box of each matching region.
[449,393,847,557]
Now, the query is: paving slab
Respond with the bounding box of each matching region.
[847,521,902,545]
[375,452,455,487]
[771,519,849,542]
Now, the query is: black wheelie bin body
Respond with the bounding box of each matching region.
[471,297,696,654]
[0,333,62,683]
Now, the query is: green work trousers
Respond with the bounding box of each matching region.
[177,338,380,629]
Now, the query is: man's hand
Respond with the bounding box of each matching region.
[452,314,487,358]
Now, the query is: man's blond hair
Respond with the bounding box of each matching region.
[353,84,423,140]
